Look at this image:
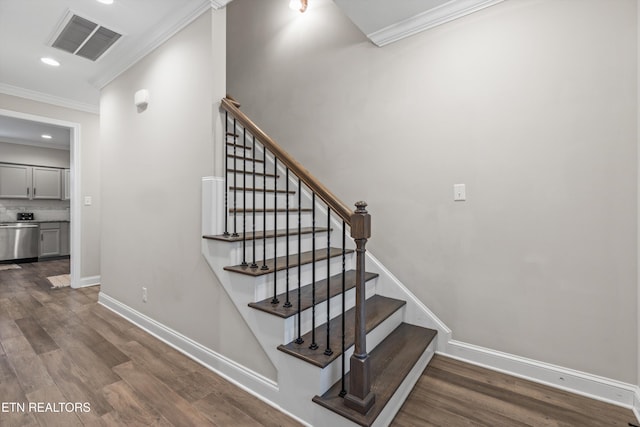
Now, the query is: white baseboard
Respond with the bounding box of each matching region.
[633,388,640,424]
[74,275,101,288]
[443,340,638,412]
[97,292,311,427]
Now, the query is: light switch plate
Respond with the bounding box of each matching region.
[454,184,466,201]
[84,196,92,206]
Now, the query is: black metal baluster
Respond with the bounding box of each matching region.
[295,179,304,345]
[271,158,279,305]
[261,146,268,270]
[232,119,239,237]
[324,207,333,356]
[339,221,347,397]
[251,135,257,268]
[223,111,229,237]
[241,129,247,266]
[309,193,318,351]
[284,168,292,308]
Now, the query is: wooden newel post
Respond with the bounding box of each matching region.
[344,201,375,414]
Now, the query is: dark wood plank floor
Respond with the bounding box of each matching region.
[1,259,637,426]
[0,259,301,427]
[392,355,638,427]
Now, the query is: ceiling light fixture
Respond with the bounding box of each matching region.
[96,0,114,4]
[289,0,308,13]
[40,57,60,67]
[41,134,53,140]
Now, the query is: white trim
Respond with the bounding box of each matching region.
[91,0,213,89]
[368,0,505,47]
[97,292,310,427]
[202,176,225,236]
[367,250,451,336]
[209,0,233,9]
[633,388,640,424]
[0,109,83,291]
[444,340,638,410]
[0,83,99,115]
[69,119,82,289]
[76,275,100,288]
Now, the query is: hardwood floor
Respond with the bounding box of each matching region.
[392,355,638,427]
[0,259,301,427]
[1,259,637,426]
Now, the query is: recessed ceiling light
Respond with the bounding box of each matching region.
[40,57,60,67]
[41,134,52,140]
[96,0,114,4]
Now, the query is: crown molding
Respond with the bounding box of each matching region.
[368,0,505,47]
[91,0,217,89]
[0,83,99,115]
[210,0,233,9]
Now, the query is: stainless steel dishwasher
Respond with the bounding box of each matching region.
[0,223,40,262]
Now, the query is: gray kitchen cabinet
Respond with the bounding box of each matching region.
[40,223,60,258]
[32,167,62,199]
[0,164,31,199]
[0,164,62,200]
[59,222,70,256]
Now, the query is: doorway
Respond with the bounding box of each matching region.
[0,108,83,288]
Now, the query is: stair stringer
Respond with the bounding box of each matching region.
[364,251,451,349]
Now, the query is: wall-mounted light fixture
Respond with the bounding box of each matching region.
[289,0,308,13]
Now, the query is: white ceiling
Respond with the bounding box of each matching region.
[0,115,71,150]
[0,0,229,113]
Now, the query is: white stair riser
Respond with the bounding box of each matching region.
[226,172,295,189]
[229,192,295,210]
[228,231,341,263]
[225,158,269,174]
[226,211,317,232]
[251,256,356,300]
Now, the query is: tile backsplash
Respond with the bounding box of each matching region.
[0,199,70,222]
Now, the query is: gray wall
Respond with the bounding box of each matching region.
[0,93,101,279]
[100,10,276,379]
[227,0,638,383]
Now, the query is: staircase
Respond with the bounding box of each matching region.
[201,97,449,426]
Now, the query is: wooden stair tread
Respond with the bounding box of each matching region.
[277,295,406,368]
[312,323,437,427]
[224,247,353,276]
[230,208,313,214]
[227,169,278,178]
[230,186,295,194]
[249,270,378,318]
[227,154,264,163]
[203,227,330,242]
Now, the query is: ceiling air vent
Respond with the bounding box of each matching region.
[50,13,121,61]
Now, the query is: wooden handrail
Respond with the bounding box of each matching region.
[221,97,353,224]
